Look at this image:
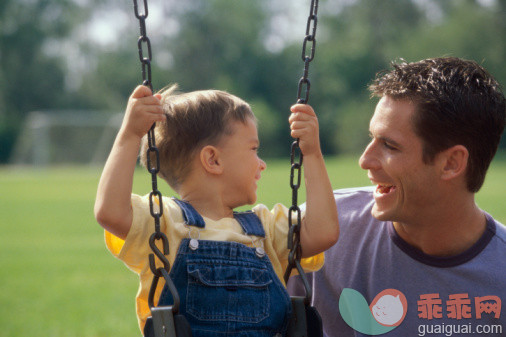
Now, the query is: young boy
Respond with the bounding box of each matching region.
[94,84,338,336]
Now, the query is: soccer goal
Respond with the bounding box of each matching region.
[10,110,123,166]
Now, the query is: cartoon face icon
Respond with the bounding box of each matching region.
[370,289,408,327]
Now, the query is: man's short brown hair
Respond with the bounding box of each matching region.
[369,57,506,192]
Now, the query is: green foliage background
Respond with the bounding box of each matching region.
[1,0,506,162]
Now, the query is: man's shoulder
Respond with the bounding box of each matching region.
[490,215,506,244]
[333,186,375,205]
[332,186,376,224]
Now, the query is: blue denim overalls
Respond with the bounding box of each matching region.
[155,199,292,337]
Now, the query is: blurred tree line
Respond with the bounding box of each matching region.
[1,0,505,163]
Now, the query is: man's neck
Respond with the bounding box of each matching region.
[393,197,486,257]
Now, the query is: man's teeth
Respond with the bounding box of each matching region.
[377,185,393,193]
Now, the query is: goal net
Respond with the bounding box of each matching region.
[10,110,123,166]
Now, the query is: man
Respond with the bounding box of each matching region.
[288,57,506,336]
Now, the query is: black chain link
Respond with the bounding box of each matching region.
[284,0,319,305]
[296,0,318,105]
[134,0,153,91]
[132,0,180,312]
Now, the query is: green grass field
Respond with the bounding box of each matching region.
[1,155,504,337]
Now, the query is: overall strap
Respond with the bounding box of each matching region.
[172,199,206,228]
[233,211,265,238]
[172,198,265,237]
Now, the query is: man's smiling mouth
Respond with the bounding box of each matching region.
[376,184,396,195]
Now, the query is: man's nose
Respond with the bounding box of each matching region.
[359,141,380,171]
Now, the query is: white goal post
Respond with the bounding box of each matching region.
[10,110,123,166]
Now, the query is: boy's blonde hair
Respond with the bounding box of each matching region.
[140,85,256,190]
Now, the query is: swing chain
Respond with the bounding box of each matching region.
[297,0,318,105]
[133,0,178,312]
[285,0,319,305]
[134,0,153,92]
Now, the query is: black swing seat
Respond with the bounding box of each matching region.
[143,298,322,337]
[287,296,323,337]
[144,306,193,337]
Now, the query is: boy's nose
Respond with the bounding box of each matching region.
[259,158,267,171]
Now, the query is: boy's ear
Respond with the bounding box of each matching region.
[200,145,223,175]
[439,145,469,181]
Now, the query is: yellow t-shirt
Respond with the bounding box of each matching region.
[105,194,323,331]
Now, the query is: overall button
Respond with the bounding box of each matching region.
[189,238,199,250]
[255,246,266,258]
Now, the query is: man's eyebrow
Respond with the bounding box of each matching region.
[370,132,403,149]
[380,136,402,149]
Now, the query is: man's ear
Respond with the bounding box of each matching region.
[200,145,223,175]
[439,145,469,181]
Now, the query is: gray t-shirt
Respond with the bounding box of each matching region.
[288,187,506,337]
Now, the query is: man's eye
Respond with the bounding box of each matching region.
[384,142,396,150]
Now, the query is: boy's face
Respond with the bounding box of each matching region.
[218,117,266,207]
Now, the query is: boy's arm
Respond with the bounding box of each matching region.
[94,85,164,240]
[289,104,339,258]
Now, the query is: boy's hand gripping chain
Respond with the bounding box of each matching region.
[133,1,188,336]
[284,1,323,336]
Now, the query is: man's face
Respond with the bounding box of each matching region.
[359,96,440,223]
